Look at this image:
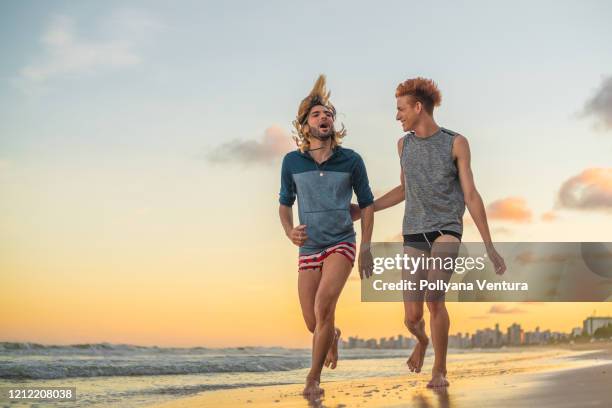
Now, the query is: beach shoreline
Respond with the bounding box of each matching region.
[148,343,612,408]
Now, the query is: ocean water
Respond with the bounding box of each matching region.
[0,342,537,407]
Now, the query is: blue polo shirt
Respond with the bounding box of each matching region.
[279,146,374,255]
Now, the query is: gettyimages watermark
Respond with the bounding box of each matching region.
[361,242,612,302]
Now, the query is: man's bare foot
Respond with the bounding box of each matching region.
[303,376,324,397]
[407,339,428,373]
[324,328,341,369]
[427,369,449,388]
[406,319,428,373]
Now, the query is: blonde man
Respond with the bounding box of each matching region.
[279,75,374,396]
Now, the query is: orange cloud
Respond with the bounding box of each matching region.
[558,168,612,210]
[488,305,525,314]
[205,125,295,165]
[486,197,532,223]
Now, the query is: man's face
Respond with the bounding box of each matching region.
[396,95,421,132]
[306,105,334,139]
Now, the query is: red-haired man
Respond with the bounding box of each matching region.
[353,77,506,388]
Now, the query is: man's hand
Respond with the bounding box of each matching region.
[350,204,362,221]
[487,245,506,275]
[358,244,374,279]
[287,225,308,247]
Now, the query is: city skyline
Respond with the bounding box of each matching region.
[341,315,612,350]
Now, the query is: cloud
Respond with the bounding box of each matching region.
[205,125,295,165]
[581,75,612,130]
[557,168,612,210]
[486,197,532,223]
[18,12,161,86]
[488,305,525,314]
[541,211,558,222]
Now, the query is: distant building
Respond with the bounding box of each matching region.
[583,317,612,336]
[571,327,582,337]
[343,335,415,349]
[473,326,503,348]
[524,327,553,345]
[507,323,523,346]
[448,332,473,349]
[550,332,568,342]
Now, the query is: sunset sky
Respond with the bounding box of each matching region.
[1,1,612,348]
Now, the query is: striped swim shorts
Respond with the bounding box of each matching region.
[298,242,356,272]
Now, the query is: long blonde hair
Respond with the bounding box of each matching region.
[292,74,346,152]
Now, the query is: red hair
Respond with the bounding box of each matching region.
[395,77,441,115]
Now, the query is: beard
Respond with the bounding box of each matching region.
[309,125,334,141]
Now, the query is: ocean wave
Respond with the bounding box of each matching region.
[0,356,310,379]
[0,342,420,380]
[0,342,303,355]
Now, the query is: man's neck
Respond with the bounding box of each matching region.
[412,117,440,138]
[308,139,332,163]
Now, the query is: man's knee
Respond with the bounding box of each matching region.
[305,319,316,333]
[426,301,446,316]
[314,299,335,326]
[404,311,424,330]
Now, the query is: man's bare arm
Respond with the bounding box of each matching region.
[360,205,374,244]
[454,135,506,274]
[358,204,374,278]
[279,204,307,247]
[453,136,493,246]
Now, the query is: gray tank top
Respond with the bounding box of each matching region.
[401,127,465,235]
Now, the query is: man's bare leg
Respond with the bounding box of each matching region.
[303,253,352,397]
[426,299,449,387]
[426,235,460,388]
[298,268,341,371]
[405,310,428,373]
[324,327,341,369]
[298,266,322,335]
[403,245,429,373]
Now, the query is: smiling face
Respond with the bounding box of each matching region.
[306,105,334,140]
[396,95,422,132]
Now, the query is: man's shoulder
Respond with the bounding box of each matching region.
[441,127,469,148]
[441,127,468,141]
[282,149,303,162]
[440,127,459,136]
[397,132,412,152]
[337,146,362,160]
[281,150,308,174]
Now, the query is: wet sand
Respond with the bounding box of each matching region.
[148,344,612,408]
